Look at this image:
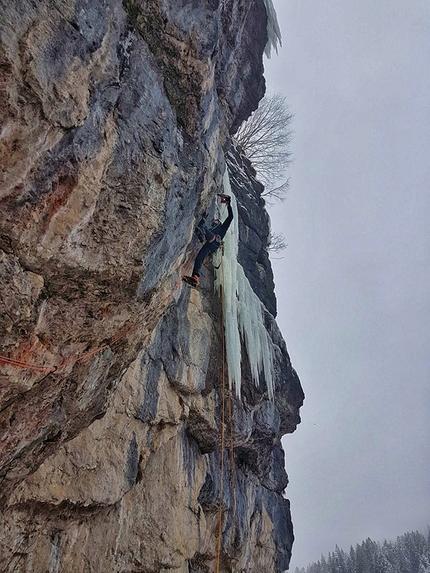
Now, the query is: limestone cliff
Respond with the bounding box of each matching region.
[0,1,304,572]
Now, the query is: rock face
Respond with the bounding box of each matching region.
[0,1,304,572]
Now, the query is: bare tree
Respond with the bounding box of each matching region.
[234,93,293,200]
[262,177,290,202]
[267,231,288,257]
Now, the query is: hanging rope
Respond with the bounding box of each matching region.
[227,386,237,543]
[216,285,227,573]
[215,278,238,570]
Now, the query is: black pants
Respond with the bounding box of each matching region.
[192,240,220,277]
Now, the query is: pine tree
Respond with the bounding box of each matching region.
[333,545,349,573]
[349,546,357,573]
[300,528,429,573]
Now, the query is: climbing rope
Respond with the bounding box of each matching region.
[216,286,226,573]
[215,284,227,573]
[227,385,237,541]
[216,280,238,570]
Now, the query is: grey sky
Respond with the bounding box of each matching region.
[264,0,430,568]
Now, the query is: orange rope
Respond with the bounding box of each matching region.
[216,287,226,573]
[0,356,56,373]
[227,386,237,542]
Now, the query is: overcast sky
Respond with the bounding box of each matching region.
[264,0,430,569]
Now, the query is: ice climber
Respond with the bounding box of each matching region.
[183,194,233,288]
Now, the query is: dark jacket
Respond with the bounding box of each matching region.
[211,204,233,240]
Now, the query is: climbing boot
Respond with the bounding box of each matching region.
[183,275,200,288]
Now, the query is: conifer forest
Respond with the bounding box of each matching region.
[294,530,430,573]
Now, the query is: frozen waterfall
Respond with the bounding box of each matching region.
[214,169,275,399]
[263,0,282,58]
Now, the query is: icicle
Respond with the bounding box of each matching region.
[215,169,275,399]
[214,170,242,396]
[263,0,282,58]
[237,265,275,400]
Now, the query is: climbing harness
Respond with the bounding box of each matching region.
[203,240,224,270]
[211,241,224,269]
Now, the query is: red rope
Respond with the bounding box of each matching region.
[0,356,56,373]
[216,288,226,573]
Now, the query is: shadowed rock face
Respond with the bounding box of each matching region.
[0,0,304,571]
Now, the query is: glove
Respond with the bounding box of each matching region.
[218,194,231,204]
